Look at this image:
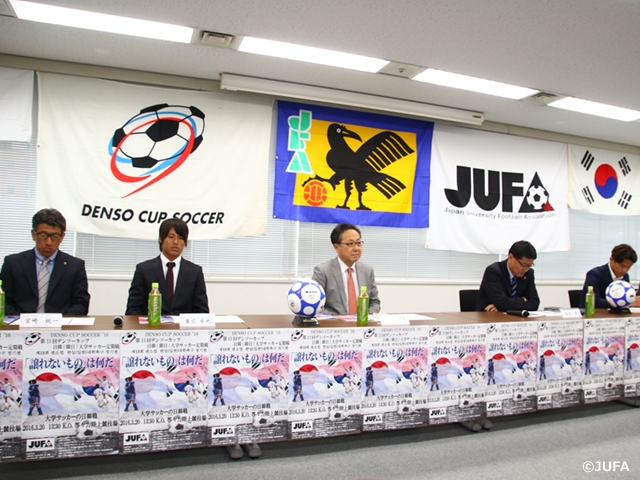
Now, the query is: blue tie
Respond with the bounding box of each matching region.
[511,276,517,298]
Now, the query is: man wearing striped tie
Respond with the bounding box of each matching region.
[0,208,90,315]
[475,240,539,312]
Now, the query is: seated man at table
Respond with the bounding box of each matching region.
[0,208,90,315]
[476,240,540,312]
[125,218,209,316]
[579,243,640,308]
[312,223,381,315]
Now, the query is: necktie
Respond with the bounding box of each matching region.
[166,262,175,305]
[347,267,357,314]
[37,258,50,313]
[511,276,517,298]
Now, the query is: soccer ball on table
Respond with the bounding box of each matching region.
[605,280,636,308]
[287,280,326,317]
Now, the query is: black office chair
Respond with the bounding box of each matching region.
[568,289,582,308]
[459,289,479,312]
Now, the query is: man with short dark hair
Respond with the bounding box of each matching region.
[0,208,90,315]
[579,243,640,308]
[312,223,381,315]
[476,240,540,312]
[125,218,209,315]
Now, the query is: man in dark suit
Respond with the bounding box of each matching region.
[579,244,640,308]
[476,240,540,312]
[312,223,380,315]
[0,208,90,315]
[125,218,209,316]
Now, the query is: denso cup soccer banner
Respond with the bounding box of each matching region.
[273,101,434,228]
[427,124,569,254]
[36,73,272,240]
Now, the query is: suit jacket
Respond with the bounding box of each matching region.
[579,264,627,308]
[125,256,209,316]
[0,249,90,315]
[475,260,540,312]
[312,258,381,315]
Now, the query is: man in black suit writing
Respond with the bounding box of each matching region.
[0,208,90,315]
[125,218,209,315]
[476,240,540,312]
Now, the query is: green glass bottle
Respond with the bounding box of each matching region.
[357,285,369,326]
[585,285,595,318]
[148,282,162,327]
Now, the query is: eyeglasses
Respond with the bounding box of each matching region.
[34,231,63,240]
[340,241,364,248]
[516,258,534,269]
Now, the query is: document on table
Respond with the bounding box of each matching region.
[215,315,246,323]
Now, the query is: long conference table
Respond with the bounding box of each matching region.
[1,310,638,461]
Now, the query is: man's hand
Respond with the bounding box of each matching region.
[484,304,498,312]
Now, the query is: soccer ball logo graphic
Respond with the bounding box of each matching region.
[526,185,549,210]
[606,280,636,308]
[109,104,205,197]
[287,280,326,317]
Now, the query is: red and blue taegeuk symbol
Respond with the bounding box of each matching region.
[594,164,618,199]
[109,104,205,197]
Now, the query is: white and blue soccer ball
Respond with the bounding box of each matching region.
[606,280,636,308]
[287,280,326,317]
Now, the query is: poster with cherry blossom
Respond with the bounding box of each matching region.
[288,328,362,439]
[0,331,23,461]
[207,329,290,446]
[582,317,625,403]
[21,331,120,460]
[360,326,429,431]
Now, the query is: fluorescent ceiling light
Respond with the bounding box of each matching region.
[412,68,539,100]
[238,36,389,73]
[548,96,640,122]
[220,73,484,125]
[10,0,194,43]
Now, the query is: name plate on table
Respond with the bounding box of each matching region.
[179,313,216,327]
[19,313,63,329]
[561,308,583,318]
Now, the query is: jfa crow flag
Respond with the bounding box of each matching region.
[568,144,640,215]
[273,101,434,228]
[36,72,272,240]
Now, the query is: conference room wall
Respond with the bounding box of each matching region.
[87,278,574,316]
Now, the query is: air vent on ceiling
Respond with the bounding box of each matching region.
[378,62,425,79]
[196,30,238,48]
[524,91,561,105]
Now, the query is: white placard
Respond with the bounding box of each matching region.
[19,313,63,329]
[179,313,216,327]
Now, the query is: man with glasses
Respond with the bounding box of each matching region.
[579,244,640,308]
[312,223,380,315]
[476,240,539,312]
[0,208,90,315]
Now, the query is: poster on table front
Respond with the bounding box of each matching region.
[207,329,290,446]
[0,331,23,461]
[119,330,208,454]
[288,328,362,439]
[484,321,538,417]
[425,324,486,424]
[582,317,625,403]
[360,326,429,431]
[21,331,120,460]
[623,318,640,397]
[536,319,583,409]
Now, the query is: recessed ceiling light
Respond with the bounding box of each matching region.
[10,0,194,43]
[412,68,539,100]
[548,96,640,122]
[238,36,389,73]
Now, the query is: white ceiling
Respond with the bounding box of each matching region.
[1,0,640,147]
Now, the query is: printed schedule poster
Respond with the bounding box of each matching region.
[536,319,583,410]
[0,331,23,461]
[623,317,640,397]
[119,330,208,454]
[288,328,362,439]
[425,324,486,424]
[484,321,538,417]
[207,329,290,446]
[582,317,625,403]
[360,326,429,431]
[21,331,120,460]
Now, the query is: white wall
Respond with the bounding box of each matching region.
[87,277,579,316]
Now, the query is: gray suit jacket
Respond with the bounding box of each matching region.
[312,257,381,315]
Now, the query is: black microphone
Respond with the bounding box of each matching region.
[506,310,530,318]
[113,316,124,327]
